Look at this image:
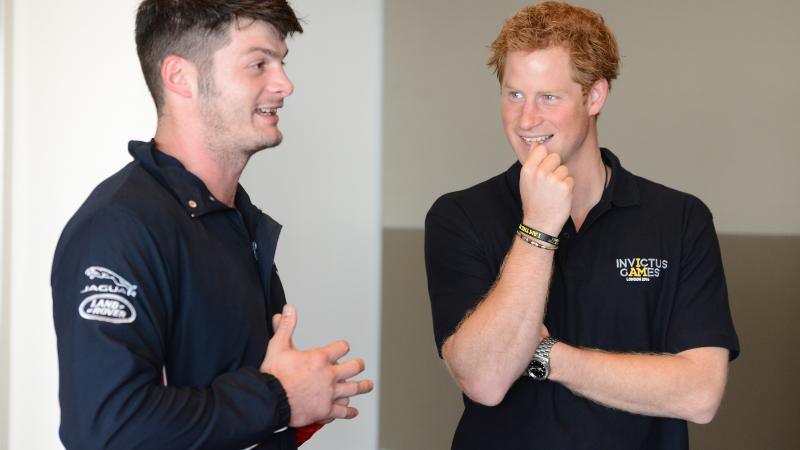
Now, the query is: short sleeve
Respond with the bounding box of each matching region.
[666,198,740,360]
[425,195,497,356]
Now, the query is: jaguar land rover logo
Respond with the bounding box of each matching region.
[79,294,137,324]
[78,266,138,323]
[616,257,668,282]
[81,266,138,298]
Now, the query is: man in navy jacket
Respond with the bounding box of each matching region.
[51,1,372,449]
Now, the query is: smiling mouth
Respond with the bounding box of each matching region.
[521,134,553,145]
[256,107,278,116]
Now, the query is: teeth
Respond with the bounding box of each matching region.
[522,135,552,144]
[258,107,277,116]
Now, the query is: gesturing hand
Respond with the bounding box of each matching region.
[519,145,574,236]
[260,304,374,427]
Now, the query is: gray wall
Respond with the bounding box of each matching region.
[380,1,800,449]
[383,0,800,233]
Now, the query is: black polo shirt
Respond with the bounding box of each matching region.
[425,148,739,450]
[52,140,295,450]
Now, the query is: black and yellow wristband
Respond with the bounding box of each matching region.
[516,231,557,251]
[518,223,560,246]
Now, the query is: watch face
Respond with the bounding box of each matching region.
[527,359,548,380]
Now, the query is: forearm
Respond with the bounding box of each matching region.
[443,238,554,405]
[549,344,729,423]
[60,367,290,449]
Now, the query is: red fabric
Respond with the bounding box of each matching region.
[294,423,324,446]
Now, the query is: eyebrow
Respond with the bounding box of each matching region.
[246,47,289,59]
[502,82,532,92]
[502,83,567,95]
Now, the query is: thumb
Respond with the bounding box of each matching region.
[525,144,548,168]
[271,304,297,349]
[271,313,282,333]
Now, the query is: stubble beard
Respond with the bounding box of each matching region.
[198,75,281,169]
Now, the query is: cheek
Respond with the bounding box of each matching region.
[500,103,519,129]
[222,75,256,97]
[551,107,581,130]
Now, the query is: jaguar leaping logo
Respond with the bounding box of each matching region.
[82,266,138,298]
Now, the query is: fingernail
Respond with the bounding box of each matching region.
[282,304,294,316]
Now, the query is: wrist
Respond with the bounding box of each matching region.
[525,336,559,380]
[516,231,557,251]
[521,216,564,237]
[546,341,573,384]
[260,371,292,431]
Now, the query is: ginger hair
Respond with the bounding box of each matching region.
[489,2,620,94]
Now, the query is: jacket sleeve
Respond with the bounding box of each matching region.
[51,206,292,450]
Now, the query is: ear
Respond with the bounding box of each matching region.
[160,55,197,101]
[586,78,609,116]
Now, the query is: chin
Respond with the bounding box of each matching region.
[263,130,283,148]
[263,134,283,149]
[248,133,284,154]
[511,145,528,164]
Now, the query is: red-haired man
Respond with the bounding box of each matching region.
[425,3,739,449]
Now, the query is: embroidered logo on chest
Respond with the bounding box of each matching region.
[615,257,668,282]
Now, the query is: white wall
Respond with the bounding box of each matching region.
[240,1,382,449]
[4,0,381,449]
[1,0,10,446]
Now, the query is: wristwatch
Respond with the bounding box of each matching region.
[526,336,559,380]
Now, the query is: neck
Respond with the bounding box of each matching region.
[154,115,246,208]
[564,137,608,232]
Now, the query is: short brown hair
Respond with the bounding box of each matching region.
[135,0,303,113]
[488,1,620,94]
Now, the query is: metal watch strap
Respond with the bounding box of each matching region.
[535,336,559,361]
[525,336,559,380]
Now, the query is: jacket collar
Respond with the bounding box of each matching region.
[129,140,231,218]
[129,139,283,264]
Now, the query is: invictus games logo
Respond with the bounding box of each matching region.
[78,266,138,324]
[616,257,668,282]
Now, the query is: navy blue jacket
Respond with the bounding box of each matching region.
[52,140,295,449]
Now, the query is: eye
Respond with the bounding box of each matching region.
[509,91,524,101]
[251,60,266,70]
[542,94,558,102]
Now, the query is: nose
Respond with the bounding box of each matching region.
[519,99,542,130]
[269,66,294,97]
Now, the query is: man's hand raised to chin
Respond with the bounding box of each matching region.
[260,304,373,428]
[519,144,574,236]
